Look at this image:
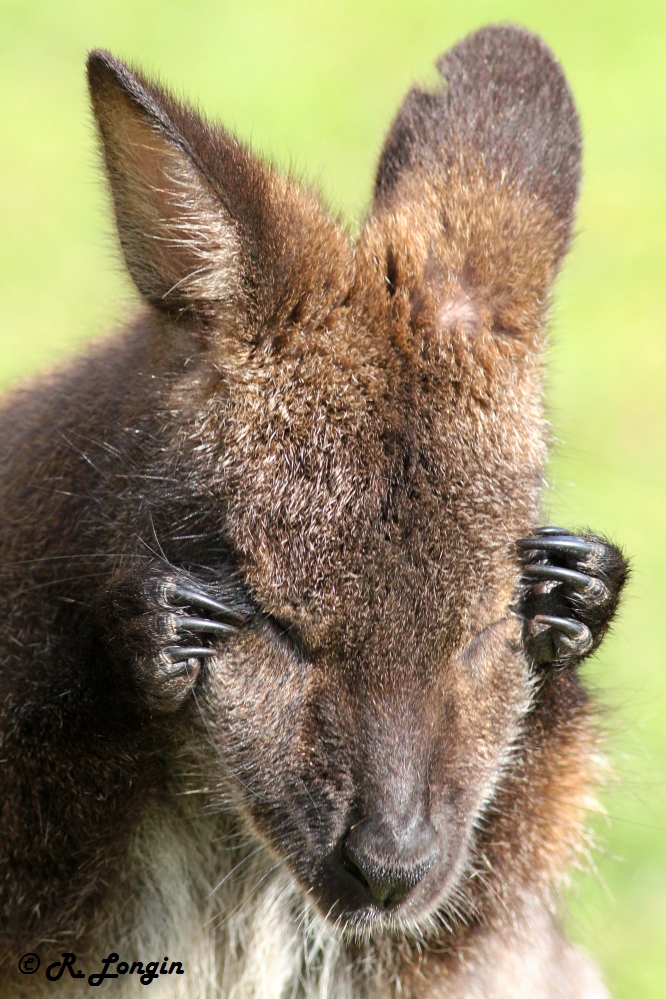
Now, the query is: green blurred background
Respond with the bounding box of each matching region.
[1,0,664,992]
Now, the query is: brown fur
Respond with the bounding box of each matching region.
[0,25,620,998]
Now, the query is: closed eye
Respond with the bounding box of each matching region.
[258,612,307,659]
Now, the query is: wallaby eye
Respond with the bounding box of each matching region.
[260,612,306,658]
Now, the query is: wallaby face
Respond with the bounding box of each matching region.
[0,25,628,997]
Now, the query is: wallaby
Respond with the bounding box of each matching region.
[0,24,628,999]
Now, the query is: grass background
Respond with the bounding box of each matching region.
[1,0,664,992]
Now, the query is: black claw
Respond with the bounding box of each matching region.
[522,564,596,592]
[166,646,217,663]
[532,614,590,641]
[518,536,592,557]
[166,583,246,626]
[517,528,627,669]
[533,526,573,537]
[178,615,239,636]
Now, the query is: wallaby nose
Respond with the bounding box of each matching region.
[340,815,439,910]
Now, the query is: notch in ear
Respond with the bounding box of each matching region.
[376,25,581,235]
[369,26,582,341]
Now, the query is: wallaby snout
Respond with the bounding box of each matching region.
[319,696,442,916]
[341,812,439,910]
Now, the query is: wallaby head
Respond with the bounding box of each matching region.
[84,25,584,940]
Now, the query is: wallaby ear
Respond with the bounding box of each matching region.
[87,50,251,315]
[370,25,582,341]
[88,51,350,328]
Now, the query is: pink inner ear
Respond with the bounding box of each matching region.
[439,290,480,335]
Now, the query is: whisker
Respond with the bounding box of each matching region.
[191,687,269,804]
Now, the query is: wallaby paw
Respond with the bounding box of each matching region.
[98,567,248,710]
[516,527,628,668]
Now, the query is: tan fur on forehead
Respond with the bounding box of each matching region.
[363,158,563,347]
[185,195,548,642]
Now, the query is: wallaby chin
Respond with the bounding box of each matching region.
[0,24,627,999]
